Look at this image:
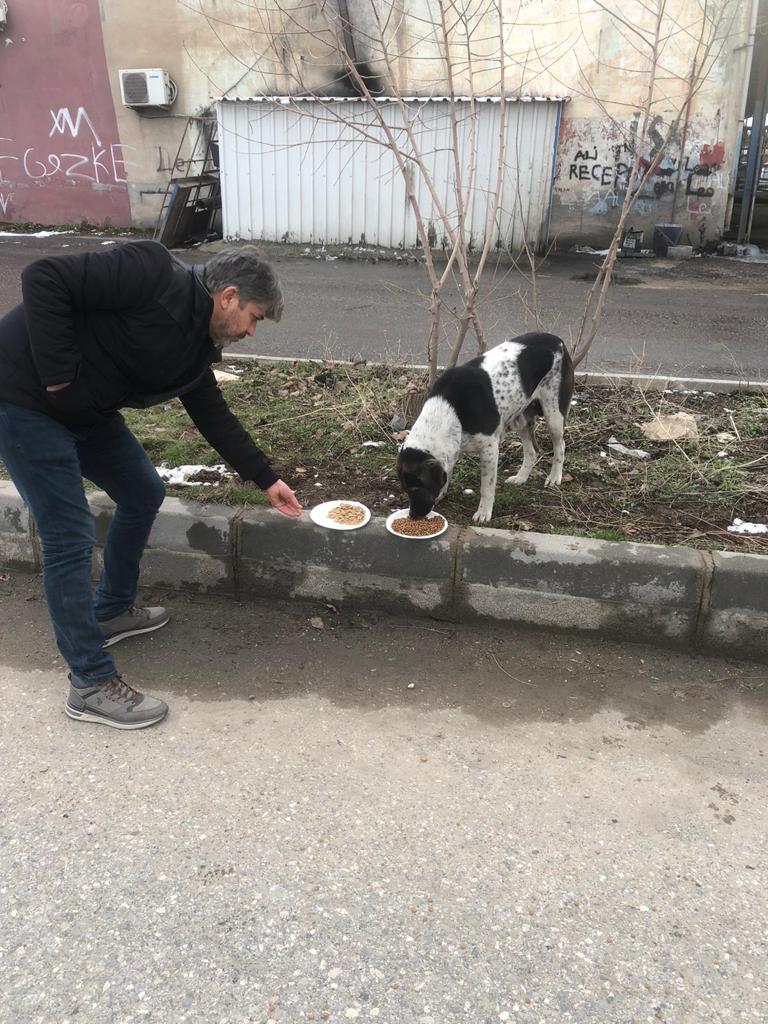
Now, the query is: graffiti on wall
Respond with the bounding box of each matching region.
[0,106,133,214]
[0,0,133,227]
[554,114,726,235]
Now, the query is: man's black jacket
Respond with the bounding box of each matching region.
[0,240,278,489]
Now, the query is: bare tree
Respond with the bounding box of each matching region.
[189,0,554,384]
[565,0,742,367]
[187,0,742,381]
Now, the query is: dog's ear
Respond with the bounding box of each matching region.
[425,458,448,493]
[397,449,421,488]
[398,447,429,480]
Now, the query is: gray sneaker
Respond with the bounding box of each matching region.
[65,676,168,730]
[100,605,170,648]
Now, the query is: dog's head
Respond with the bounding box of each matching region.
[396,446,448,518]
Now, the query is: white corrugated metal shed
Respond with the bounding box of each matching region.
[217,95,566,250]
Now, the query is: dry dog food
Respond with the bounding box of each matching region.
[391,514,446,537]
[327,502,366,526]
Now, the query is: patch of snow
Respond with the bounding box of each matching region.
[572,245,610,255]
[0,229,75,238]
[155,463,232,487]
[727,518,768,535]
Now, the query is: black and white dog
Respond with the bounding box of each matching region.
[397,332,574,524]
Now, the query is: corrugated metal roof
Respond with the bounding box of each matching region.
[217,94,570,104]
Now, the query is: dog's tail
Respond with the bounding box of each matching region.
[559,343,575,422]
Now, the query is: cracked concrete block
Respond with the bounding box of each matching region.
[88,493,235,594]
[238,508,456,615]
[89,494,232,558]
[456,526,706,644]
[702,550,768,658]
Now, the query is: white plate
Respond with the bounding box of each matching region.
[310,499,371,531]
[385,508,448,540]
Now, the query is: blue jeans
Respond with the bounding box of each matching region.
[0,401,165,687]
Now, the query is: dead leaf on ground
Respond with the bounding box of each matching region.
[213,370,241,384]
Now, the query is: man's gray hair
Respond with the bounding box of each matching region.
[203,246,284,322]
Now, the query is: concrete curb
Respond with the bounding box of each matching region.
[1,480,766,662]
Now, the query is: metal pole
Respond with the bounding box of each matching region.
[726,0,760,228]
[737,57,768,243]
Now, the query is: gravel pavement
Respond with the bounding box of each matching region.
[1,573,766,1023]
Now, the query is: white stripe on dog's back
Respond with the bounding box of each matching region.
[478,341,530,424]
[405,395,463,471]
[480,340,524,375]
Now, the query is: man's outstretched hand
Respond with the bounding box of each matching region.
[265,479,302,518]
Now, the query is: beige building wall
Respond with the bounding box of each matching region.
[99,0,755,246]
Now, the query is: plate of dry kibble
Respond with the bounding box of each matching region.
[385,509,448,540]
[310,500,371,531]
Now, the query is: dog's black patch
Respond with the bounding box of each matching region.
[523,399,543,422]
[429,364,500,435]
[514,332,564,399]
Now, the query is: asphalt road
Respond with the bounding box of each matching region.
[0,573,766,1023]
[1,233,767,380]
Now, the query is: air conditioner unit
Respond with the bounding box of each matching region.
[119,68,173,108]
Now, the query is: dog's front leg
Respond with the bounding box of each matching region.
[473,437,499,523]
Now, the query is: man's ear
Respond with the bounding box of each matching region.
[218,285,239,310]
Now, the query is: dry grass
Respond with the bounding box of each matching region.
[119,360,768,554]
[2,360,764,553]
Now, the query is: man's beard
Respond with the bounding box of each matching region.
[211,316,247,349]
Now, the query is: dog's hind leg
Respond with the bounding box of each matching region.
[545,350,574,488]
[543,409,565,487]
[473,435,500,523]
[505,410,538,486]
[533,372,568,488]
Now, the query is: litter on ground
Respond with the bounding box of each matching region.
[639,412,699,442]
[607,437,651,460]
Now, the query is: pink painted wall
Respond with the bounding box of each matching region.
[0,0,131,227]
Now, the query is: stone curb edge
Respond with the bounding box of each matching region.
[1,481,766,662]
[223,353,768,396]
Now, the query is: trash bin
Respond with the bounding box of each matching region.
[653,224,682,256]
